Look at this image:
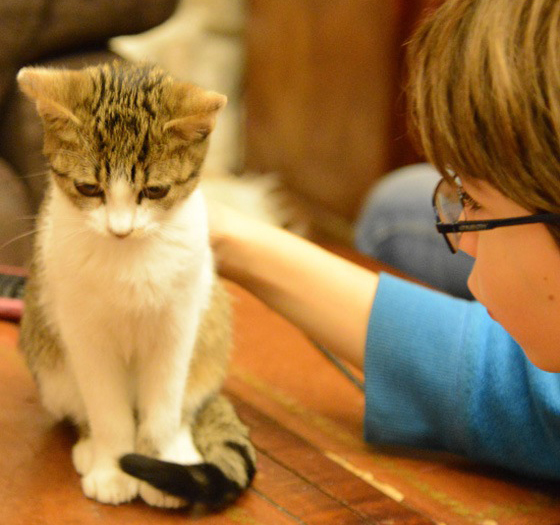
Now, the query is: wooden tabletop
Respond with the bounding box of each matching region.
[1,254,560,524]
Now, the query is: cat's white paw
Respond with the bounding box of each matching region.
[82,466,139,505]
[134,426,201,507]
[72,438,93,476]
[139,481,187,509]
[161,429,203,465]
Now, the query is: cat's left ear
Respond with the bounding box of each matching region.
[164,84,227,143]
[17,67,88,128]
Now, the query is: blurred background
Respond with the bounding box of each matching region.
[0,0,440,267]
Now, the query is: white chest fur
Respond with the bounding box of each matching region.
[38,185,214,361]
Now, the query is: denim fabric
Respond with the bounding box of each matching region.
[355,164,474,299]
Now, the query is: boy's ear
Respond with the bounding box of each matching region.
[17,67,86,127]
[164,83,227,142]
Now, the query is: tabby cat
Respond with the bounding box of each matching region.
[17,62,255,511]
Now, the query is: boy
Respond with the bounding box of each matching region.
[210,0,560,479]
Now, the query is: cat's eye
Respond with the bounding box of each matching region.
[142,185,171,200]
[74,182,104,198]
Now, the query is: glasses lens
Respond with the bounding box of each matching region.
[434,179,463,251]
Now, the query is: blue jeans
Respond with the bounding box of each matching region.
[355,164,474,299]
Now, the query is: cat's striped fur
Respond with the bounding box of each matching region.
[17,62,255,511]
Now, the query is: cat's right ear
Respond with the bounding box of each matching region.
[17,67,85,128]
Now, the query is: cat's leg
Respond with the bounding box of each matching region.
[33,359,94,476]
[135,316,201,508]
[20,302,98,479]
[72,423,93,476]
[61,325,139,505]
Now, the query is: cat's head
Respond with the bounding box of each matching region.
[17,62,226,239]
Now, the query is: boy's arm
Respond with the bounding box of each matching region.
[209,204,379,370]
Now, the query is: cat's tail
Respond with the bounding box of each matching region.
[119,395,256,511]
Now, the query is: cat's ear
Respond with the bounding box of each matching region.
[164,84,227,143]
[17,67,87,128]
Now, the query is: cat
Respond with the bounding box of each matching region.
[17,61,256,511]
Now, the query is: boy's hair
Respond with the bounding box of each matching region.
[407,0,560,240]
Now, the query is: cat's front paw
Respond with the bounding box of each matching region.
[134,426,201,508]
[72,438,93,476]
[161,428,203,465]
[82,466,139,505]
[137,425,203,465]
[139,481,187,509]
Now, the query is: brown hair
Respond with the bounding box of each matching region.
[407,0,560,239]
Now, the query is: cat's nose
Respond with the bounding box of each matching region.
[106,208,134,239]
[109,228,133,239]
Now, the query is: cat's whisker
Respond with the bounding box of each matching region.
[158,220,184,229]
[56,226,93,245]
[153,225,184,241]
[152,230,190,251]
[152,229,174,243]
[56,149,85,160]
[14,214,41,221]
[21,169,50,180]
[157,220,193,234]
[0,227,45,252]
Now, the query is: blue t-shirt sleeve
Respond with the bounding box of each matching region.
[364,273,560,479]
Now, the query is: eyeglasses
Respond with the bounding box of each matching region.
[432,178,560,253]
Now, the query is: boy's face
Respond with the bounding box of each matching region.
[459,178,560,371]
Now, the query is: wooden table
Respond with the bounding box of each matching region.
[1,257,560,524]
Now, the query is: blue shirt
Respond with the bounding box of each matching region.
[364,273,560,479]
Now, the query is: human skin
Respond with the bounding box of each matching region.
[209,179,560,372]
[209,203,378,370]
[459,178,560,372]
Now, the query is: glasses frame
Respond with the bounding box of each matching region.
[432,179,560,253]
